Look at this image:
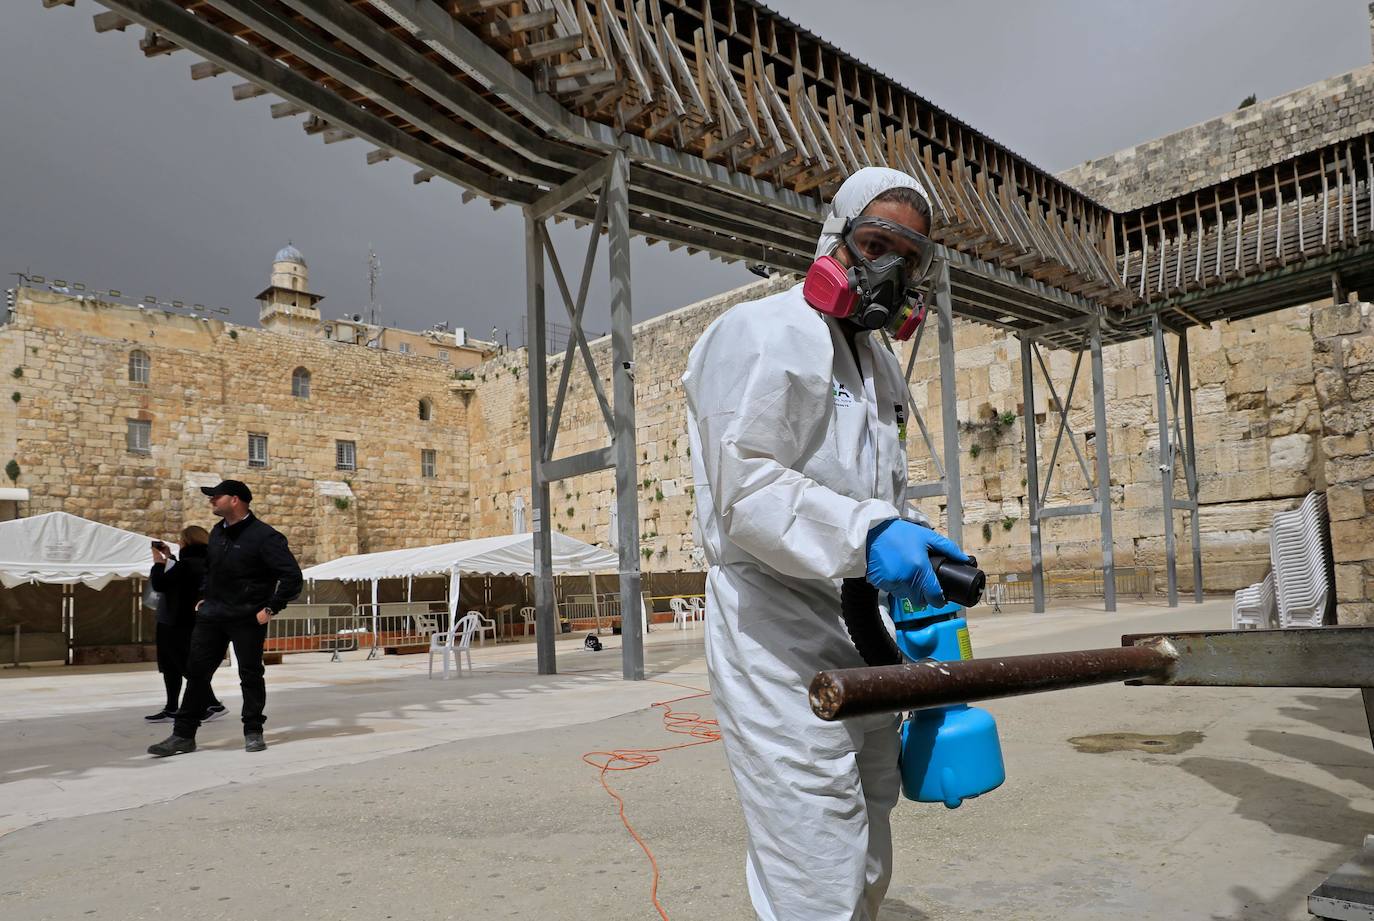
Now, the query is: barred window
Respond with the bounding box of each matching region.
[398,342,412,355]
[128,350,150,385]
[437,351,450,363]
[127,419,151,455]
[421,449,437,479]
[248,433,268,468]
[335,439,356,471]
[291,367,311,399]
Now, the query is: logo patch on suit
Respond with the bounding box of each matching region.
[833,380,855,407]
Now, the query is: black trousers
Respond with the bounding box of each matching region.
[155,621,220,712]
[174,616,269,739]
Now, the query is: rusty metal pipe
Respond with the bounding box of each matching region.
[809,644,1177,721]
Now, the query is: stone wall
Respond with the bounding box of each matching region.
[1059,65,1374,211]
[1310,300,1374,624]
[0,289,472,566]
[3,279,1361,599]
[461,276,1329,593]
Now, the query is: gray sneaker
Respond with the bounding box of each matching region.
[244,732,267,753]
[148,735,196,757]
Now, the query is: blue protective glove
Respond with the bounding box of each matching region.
[865,518,970,609]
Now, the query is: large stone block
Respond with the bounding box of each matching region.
[1311,302,1365,339]
[1268,433,1315,471]
[1331,517,1374,562]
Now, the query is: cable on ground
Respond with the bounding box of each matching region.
[582,678,721,921]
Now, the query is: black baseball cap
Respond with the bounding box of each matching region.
[200,479,253,503]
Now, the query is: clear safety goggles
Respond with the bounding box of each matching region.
[844,216,936,288]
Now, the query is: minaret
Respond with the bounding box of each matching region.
[256,243,324,335]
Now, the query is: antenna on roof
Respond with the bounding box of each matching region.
[367,246,381,327]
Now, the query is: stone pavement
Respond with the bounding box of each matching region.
[2,599,1373,920]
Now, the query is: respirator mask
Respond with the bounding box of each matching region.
[802,214,935,340]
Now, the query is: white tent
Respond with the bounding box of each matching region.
[301,532,623,634]
[0,511,155,589]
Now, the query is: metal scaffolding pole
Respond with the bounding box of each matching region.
[933,258,964,547]
[1089,319,1117,612]
[1151,314,1179,607]
[1019,335,1046,613]
[524,210,557,674]
[608,150,645,681]
[521,150,643,679]
[1177,330,1204,603]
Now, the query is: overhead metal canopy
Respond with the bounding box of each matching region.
[45,0,1374,345]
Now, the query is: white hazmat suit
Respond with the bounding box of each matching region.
[683,168,928,921]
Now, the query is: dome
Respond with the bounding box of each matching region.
[274,243,306,266]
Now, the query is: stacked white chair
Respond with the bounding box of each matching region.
[1232,571,1276,630]
[1269,492,1333,628]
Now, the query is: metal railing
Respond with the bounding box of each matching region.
[265,603,363,662]
[988,568,1155,609]
[354,601,453,658]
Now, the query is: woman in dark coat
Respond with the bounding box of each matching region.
[146,526,224,722]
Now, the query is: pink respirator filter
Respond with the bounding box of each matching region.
[801,255,858,318]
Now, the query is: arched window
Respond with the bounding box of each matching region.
[128,350,150,385]
[418,397,433,422]
[292,367,311,399]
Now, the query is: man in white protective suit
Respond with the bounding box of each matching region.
[683,166,970,921]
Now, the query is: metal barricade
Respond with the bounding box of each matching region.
[985,567,1157,608]
[355,601,449,659]
[266,603,361,662]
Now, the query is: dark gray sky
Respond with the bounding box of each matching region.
[2,1,1369,341]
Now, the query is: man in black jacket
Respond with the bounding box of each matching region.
[149,480,302,757]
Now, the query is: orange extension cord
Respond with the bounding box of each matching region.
[581,678,722,921]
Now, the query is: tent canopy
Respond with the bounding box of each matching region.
[301,531,619,583]
[0,511,155,589]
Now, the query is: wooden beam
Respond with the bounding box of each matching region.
[509,33,586,64]
[270,100,306,118]
[92,11,133,32]
[189,60,225,79]
[231,81,268,100]
[482,9,557,38]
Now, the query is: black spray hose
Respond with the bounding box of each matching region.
[840,555,987,668]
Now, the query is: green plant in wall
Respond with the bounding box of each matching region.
[566,507,575,518]
[10,392,19,404]
[333,496,351,511]
[228,329,239,340]
[1002,516,1016,531]
[968,443,981,459]
[4,459,19,483]
[10,367,21,378]
[654,488,664,502]
[641,546,654,561]
[981,522,993,542]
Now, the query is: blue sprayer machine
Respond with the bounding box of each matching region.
[836,547,1005,809]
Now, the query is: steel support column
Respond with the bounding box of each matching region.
[522,149,642,679]
[524,211,557,674]
[1019,336,1046,612]
[933,259,964,547]
[608,150,645,681]
[1177,330,1204,603]
[1151,314,1179,607]
[1089,319,1117,612]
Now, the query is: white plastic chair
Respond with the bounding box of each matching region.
[670,597,692,630]
[519,605,537,637]
[429,612,482,679]
[412,613,439,638]
[473,612,496,646]
[687,596,705,624]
